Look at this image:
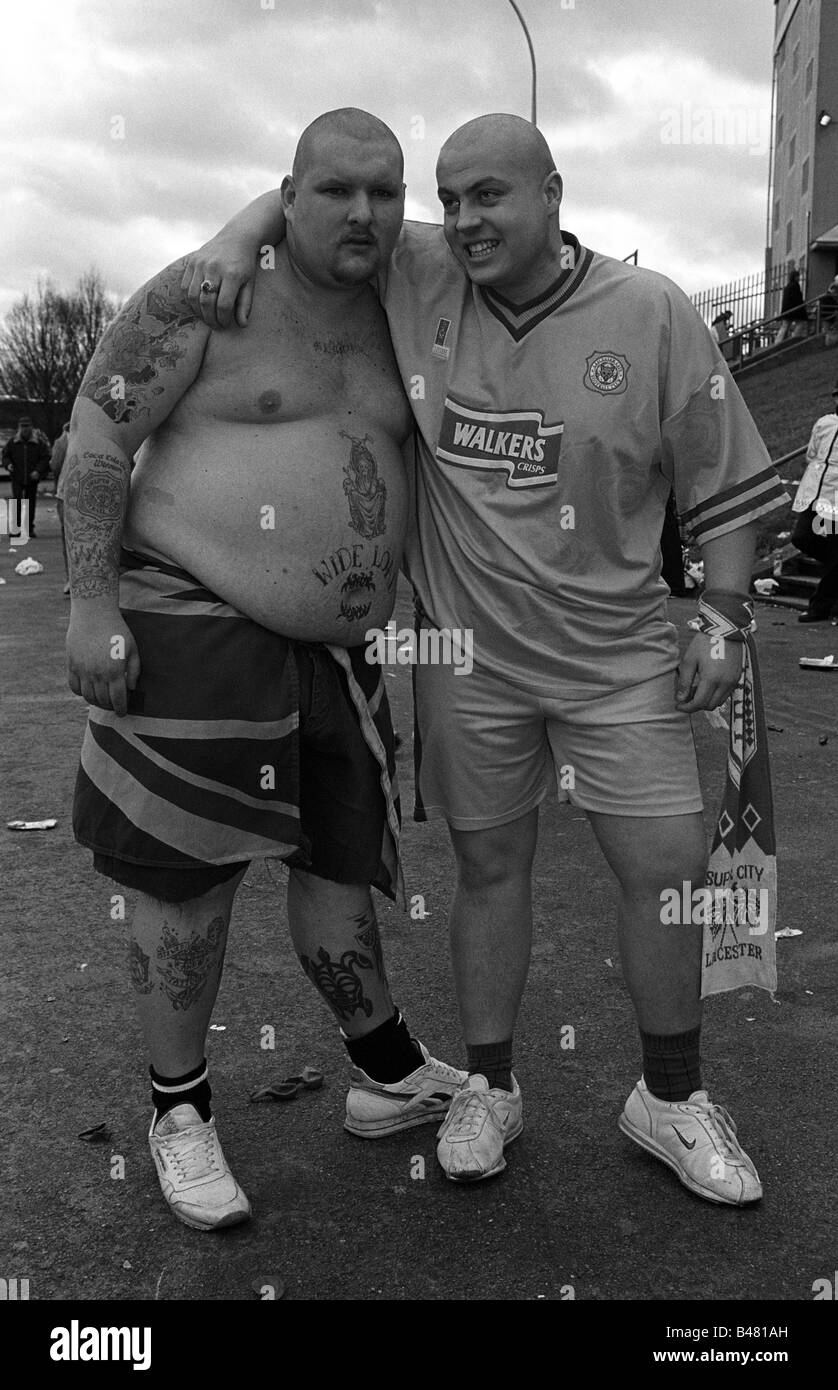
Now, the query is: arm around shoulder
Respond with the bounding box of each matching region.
[181,189,287,328]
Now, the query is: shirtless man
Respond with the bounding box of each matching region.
[64,108,463,1233]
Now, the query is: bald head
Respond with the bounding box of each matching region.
[293,108,403,184]
[281,108,405,292]
[435,113,565,301]
[438,114,556,187]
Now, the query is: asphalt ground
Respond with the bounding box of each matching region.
[2,500,836,1326]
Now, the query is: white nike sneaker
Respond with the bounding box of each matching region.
[436,1073,523,1182]
[148,1104,251,1231]
[619,1077,763,1206]
[344,1042,466,1137]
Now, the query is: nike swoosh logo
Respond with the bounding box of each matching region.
[672,1125,696,1151]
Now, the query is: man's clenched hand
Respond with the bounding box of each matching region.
[67,608,141,718]
[675,632,744,713]
[181,240,257,329]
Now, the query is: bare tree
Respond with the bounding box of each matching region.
[0,270,120,437]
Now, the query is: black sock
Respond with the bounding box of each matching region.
[150,1059,212,1123]
[466,1039,513,1092]
[640,1026,702,1103]
[345,1009,423,1083]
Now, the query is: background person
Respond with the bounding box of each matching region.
[820,276,838,349]
[2,416,49,537]
[775,268,808,343]
[710,309,732,345]
[791,381,838,622]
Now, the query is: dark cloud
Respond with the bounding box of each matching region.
[1,0,775,316]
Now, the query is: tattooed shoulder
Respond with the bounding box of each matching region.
[78,258,205,427]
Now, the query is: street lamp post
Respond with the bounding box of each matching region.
[506,0,537,125]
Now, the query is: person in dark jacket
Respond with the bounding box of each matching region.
[2,416,49,536]
[775,268,808,343]
[821,277,838,349]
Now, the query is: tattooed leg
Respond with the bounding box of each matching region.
[128,868,246,1074]
[287,869,394,1038]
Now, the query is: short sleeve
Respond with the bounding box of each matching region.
[659,283,789,543]
[382,220,464,307]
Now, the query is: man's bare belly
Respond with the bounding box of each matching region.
[125,415,407,645]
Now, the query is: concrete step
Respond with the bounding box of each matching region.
[753,592,808,612]
[775,573,820,598]
[733,331,827,381]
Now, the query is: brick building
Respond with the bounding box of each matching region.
[767,0,838,299]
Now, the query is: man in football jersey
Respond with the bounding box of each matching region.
[184,111,787,1206]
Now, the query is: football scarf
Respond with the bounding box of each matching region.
[689,595,778,998]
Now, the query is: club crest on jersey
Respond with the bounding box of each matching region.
[432,317,453,360]
[436,396,562,488]
[583,351,630,395]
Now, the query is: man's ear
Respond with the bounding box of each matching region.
[280,174,296,214]
[544,169,563,216]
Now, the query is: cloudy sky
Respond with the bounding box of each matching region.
[2,0,777,320]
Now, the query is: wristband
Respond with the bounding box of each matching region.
[687,589,755,644]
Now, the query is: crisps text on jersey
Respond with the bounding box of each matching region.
[436,396,562,488]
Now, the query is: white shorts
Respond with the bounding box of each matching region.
[413,660,703,828]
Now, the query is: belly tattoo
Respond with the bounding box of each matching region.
[309,431,398,623]
[340,431,387,538]
[339,569,376,622]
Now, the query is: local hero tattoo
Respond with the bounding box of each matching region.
[310,432,395,621]
[64,451,128,601]
[78,260,195,425]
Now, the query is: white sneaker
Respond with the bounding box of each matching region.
[436,1073,523,1182]
[619,1078,763,1206]
[148,1104,251,1231]
[344,1042,466,1137]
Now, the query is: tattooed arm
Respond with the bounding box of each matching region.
[182,191,287,328]
[65,259,211,716]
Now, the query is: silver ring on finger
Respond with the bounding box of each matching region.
[200,279,219,296]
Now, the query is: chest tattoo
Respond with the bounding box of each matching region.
[313,338,365,357]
